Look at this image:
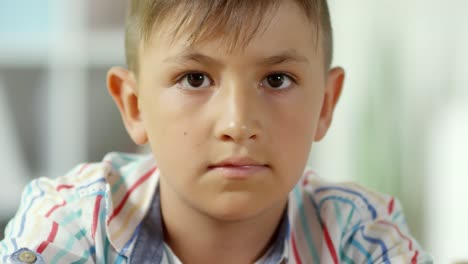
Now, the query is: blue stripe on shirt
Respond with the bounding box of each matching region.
[293,186,320,263]
[358,226,390,263]
[314,186,378,220]
[76,178,106,192]
[18,181,45,237]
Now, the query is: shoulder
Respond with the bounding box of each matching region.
[8,158,112,225]
[31,152,152,200]
[289,169,432,263]
[296,169,396,225]
[18,151,153,225]
[0,152,151,263]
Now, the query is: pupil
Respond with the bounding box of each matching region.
[188,73,205,87]
[267,74,284,88]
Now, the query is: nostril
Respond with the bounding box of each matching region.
[216,124,260,142]
[220,133,258,142]
[220,134,233,141]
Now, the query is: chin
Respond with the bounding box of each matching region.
[205,193,271,222]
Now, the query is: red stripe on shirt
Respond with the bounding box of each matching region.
[302,177,309,187]
[92,195,103,240]
[388,197,395,215]
[45,200,67,218]
[36,221,59,254]
[322,223,339,264]
[411,250,419,264]
[107,167,156,225]
[291,232,303,264]
[56,184,75,192]
[377,220,413,250]
[302,170,318,186]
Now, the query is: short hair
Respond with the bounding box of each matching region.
[125,0,333,73]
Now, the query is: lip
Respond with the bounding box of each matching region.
[208,157,269,179]
[209,157,267,167]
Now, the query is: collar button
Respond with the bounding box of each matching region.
[18,250,37,264]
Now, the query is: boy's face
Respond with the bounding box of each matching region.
[108,0,344,221]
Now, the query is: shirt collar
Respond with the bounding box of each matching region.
[130,185,290,264]
[256,206,290,264]
[103,153,290,262]
[104,153,160,255]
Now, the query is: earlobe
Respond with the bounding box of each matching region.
[314,67,345,142]
[107,67,148,145]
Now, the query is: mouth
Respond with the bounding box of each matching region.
[208,157,270,179]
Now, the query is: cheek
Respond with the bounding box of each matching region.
[272,111,316,159]
[139,89,209,174]
[271,87,321,142]
[141,87,205,139]
[269,93,321,180]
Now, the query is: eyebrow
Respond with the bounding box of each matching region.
[163,49,310,66]
[259,49,310,65]
[164,52,222,67]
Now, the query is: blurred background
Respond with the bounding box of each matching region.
[0,0,467,262]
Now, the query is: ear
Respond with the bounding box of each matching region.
[314,67,345,141]
[107,67,148,145]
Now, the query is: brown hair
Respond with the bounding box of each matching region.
[125,0,333,73]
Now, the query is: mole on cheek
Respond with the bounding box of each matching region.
[184,132,188,136]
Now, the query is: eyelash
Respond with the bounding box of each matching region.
[174,71,299,90]
[174,71,211,83]
[267,71,299,84]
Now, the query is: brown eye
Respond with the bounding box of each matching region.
[179,73,212,89]
[268,74,284,88]
[261,73,294,90]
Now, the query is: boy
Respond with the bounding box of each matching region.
[1,0,432,263]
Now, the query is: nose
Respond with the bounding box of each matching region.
[213,80,263,144]
[217,122,259,143]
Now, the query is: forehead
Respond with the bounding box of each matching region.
[141,0,322,66]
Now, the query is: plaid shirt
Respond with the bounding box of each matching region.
[1,152,432,263]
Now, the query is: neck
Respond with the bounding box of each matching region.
[159,180,287,264]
